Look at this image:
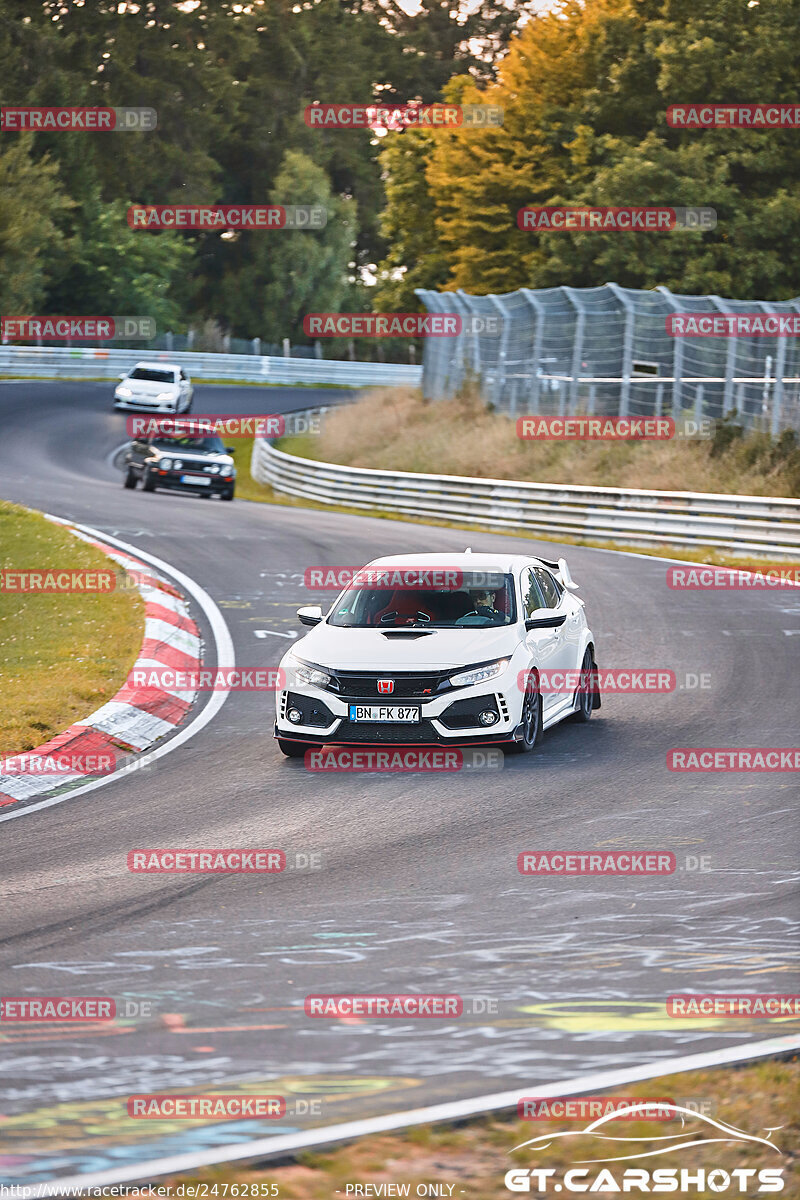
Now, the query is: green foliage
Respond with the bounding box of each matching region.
[0,0,529,339]
[0,138,72,312]
[46,197,195,332]
[387,0,800,299]
[215,150,357,343]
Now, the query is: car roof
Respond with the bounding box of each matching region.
[130,361,179,371]
[364,552,557,574]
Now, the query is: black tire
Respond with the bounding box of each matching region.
[221,486,235,501]
[505,668,543,754]
[277,738,316,759]
[123,468,138,489]
[142,469,156,493]
[572,647,596,722]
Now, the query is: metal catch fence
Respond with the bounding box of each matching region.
[416,283,800,435]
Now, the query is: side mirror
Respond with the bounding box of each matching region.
[118,373,127,380]
[225,446,235,454]
[297,605,323,627]
[525,609,566,631]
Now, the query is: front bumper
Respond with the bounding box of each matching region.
[149,470,234,494]
[114,393,178,412]
[275,672,523,746]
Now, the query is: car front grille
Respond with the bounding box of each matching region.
[326,670,454,699]
[332,720,441,743]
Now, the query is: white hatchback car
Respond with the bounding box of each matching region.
[274,551,599,757]
[114,363,193,413]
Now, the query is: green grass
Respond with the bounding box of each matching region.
[0,501,144,753]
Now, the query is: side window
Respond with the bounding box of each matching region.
[533,568,562,609]
[521,568,546,617]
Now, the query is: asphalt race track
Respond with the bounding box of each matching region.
[0,380,798,1182]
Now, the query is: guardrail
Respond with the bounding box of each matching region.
[0,345,422,389]
[252,437,800,557]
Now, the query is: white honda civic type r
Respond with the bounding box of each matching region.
[274,551,599,757]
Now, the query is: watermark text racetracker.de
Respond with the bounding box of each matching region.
[303,747,504,772]
[668,748,800,771]
[1,316,155,341]
[1,106,156,130]
[126,415,321,439]
[517,206,716,232]
[127,667,285,691]
[516,416,710,440]
[304,102,503,129]
[0,568,140,593]
[667,564,800,589]
[127,848,322,872]
[302,313,502,337]
[128,205,326,229]
[667,103,800,128]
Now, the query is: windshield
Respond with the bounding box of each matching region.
[129,368,176,382]
[152,436,227,453]
[327,570,517,628]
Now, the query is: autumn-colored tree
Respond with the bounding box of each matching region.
[383,0,800,299]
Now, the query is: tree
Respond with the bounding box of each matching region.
[373,127,450,313]
[0,138,71,313]
[45,197,195,332]
[383,0,800,299]
[215,150,357,345]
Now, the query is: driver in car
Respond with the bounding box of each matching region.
[469,588,502,619]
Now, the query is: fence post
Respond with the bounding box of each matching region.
[771,333,786,436]
[165,330,173,352]
[520,288,545,414]
[562,287,586,416]
[710,295,737,416]
[606,283,634,417]
[415,288,451,399]
[656,286,684,419]
[488,295,509,412]
[282,337,290,358]
[450,290,474,395]
[252,337,261,356]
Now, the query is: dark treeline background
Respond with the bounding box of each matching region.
[2,0,799,350]
[0,0,531,345]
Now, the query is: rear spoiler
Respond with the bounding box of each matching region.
[539,556,579,591]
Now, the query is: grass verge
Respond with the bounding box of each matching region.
[294,387,800,497]
[160,1059,799,1199]
[231,436,795,571]
[0,502,144,753]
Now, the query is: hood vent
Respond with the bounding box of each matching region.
[380,630,436,639]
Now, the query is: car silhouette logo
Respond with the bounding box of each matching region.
[377,680,394,694]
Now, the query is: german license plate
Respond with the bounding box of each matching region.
[349,705,420,722]
[181,474,210,484]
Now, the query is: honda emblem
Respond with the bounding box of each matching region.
[377,679,394,694]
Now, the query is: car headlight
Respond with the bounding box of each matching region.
[173,458,183,470]
[288,657,331,688]
[116,386,132,397]
[449,658,510,688]
[207,464,220,474]
[156,391,177,401]
[160,457,173,470]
